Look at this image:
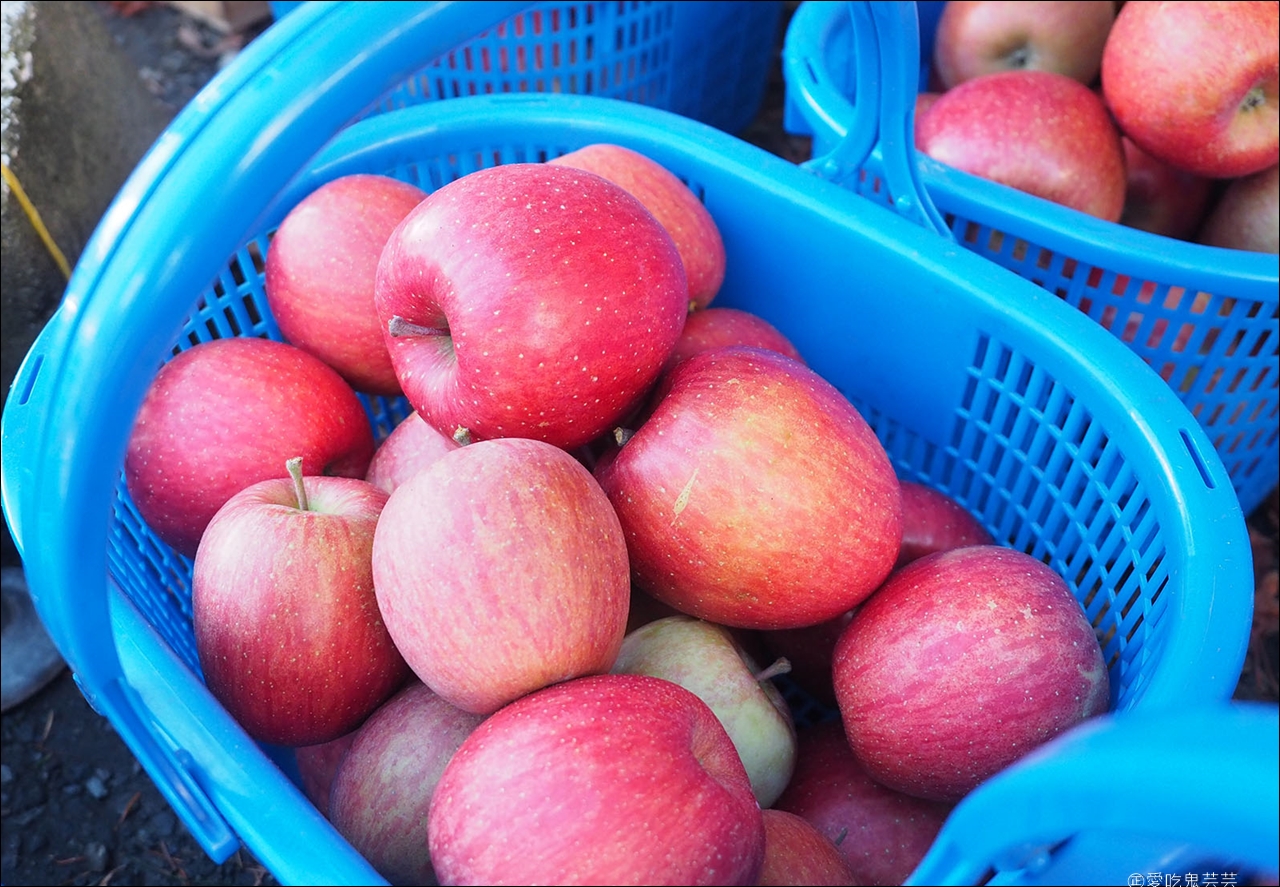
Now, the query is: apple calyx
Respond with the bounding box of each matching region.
[286,456,309,512]
[1001,44,1032,70]
[452,427,473,446]
[754,657,792,684]
[387,315,449,338]
[1241,85,1267,114]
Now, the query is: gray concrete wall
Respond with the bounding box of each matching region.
[2,1,175,568]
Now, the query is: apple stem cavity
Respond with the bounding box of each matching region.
[286,456,310,512]
[388,315,449,338]
[753,657,792,683]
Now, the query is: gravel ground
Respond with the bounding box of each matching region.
[1,3,1276,887]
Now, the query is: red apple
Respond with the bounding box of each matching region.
[1101,0,1279,179]
[933,0,1116,89]
[915,90,943,121]
[328,680,486,885]
[665,306,805,372]
[611,615,797,807]
[265,173,426,395]
[1119,136,1215,240]
[374,162,688,451]
[295,730,357,818]
[193,458,411,747]
[915,69,1127,221]
[550,143,727,311]
[773,720,953,887]
[428,673,766,886]
[833,545,1110,803]
[758,809,859,887]
[125,337,376,559]
[896,480,993,568]
[1198,163,1280,253]
[594,346,902,631]
[371,437,630,715]
[364,409,461,495]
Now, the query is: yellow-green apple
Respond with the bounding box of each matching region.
[1198,163,1279,253]
[371,437,630,715]
[757,609,856,708]
[125,337,376,558]
[374,162,688,451]
[896,480,993,567]
[1119,136,1215,240]
[1101,0,1279,179]
[364,410,460,495]
[594,346,902,630]
[833,545,1110,803]
[610,614,797,807]
[265,174,426,395]
[294,730,357,819]
[665,306,805,373]
[933,0,1116,89]
[193,458,410,747]
[428,673,766,886]
[758,809,859,887]
[774,720,953,887]
[915,69,1127,221]
[328,680,486,886]
[549,142,726,311]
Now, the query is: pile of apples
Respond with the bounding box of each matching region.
[124,137,1111,885]
[914,0,1278,253]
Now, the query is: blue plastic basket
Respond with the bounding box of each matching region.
[271,0,784,137]
[907,701,1280,886]
[783,0,1280,518]
[0,2,1256,883]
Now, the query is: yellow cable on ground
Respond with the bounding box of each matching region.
[1,161,72,280]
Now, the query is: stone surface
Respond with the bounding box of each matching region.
[1,0,173,568]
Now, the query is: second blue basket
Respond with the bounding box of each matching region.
[783,0,1279,517]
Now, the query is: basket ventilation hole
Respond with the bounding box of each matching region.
[1179,428,1216,490]
[15,354,43,406]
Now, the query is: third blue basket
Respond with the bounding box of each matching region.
[272,0,784,136]
[783,0,1279,517]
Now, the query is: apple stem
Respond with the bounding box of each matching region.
[452,427,473,446]
[286,456,309,512]
[614,427,635,447]
[754,657,791,683]
[388,315,449,338]
[833,827,848,847]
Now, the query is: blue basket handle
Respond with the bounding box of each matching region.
[904,702,1280,885]
[0,0,530,864]
[801,1,950,237]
